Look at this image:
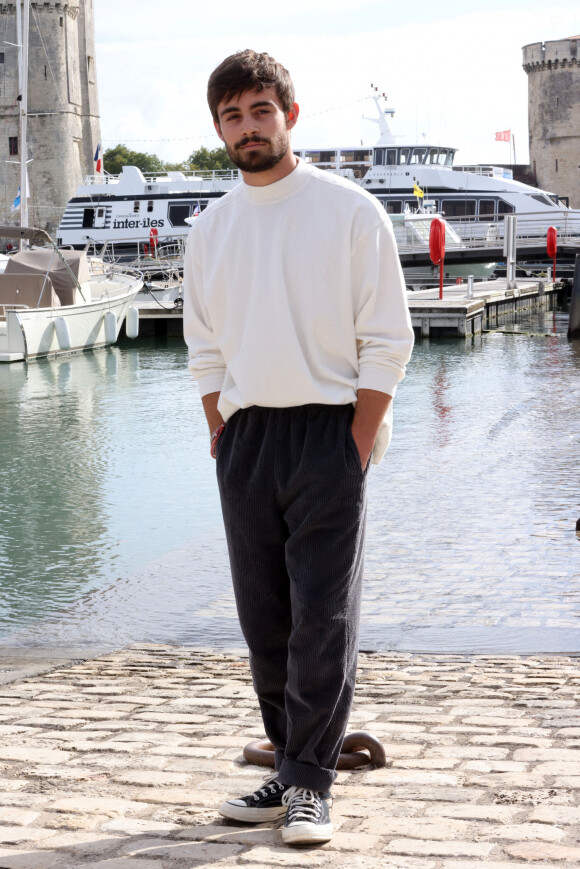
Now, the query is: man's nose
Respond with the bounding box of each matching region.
[240,114,259,137]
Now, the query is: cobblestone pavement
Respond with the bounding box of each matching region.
[0,645,578,868]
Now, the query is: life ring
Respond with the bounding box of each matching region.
[243,730,387,770]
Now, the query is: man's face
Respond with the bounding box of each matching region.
[215,87,297,174]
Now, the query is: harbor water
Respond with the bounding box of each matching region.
[0,309,579,656]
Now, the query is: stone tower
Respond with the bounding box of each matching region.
[0,1,101,233]
[523,37,580,209]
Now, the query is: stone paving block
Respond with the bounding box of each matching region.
[47,797,150,816]
[237,845,330,865]
[130,787,226,805]
[0,849,63,868]
[360,817,471,839]
[333,857,435,869]
[361,769,460,787]
[441,863,565,869]
[479,822,565,842]
[101,817,182,835]
[385,839,494,858]
[424,804,521,822]
[529,804,580,824]
[0,746,71,764]
[111,770,193,787]
[0,827,58,844]
[506,842,580,861]
[0,807,41,825]
[176,823,278,846]
[553,775,580,788]
[120,836,245,861]
[74,860,163,869]
[513,747,580,762]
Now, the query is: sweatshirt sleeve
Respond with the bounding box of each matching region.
[353,215,414,397]
[182,228,226,397]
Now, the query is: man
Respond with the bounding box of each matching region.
[183,50,414,846]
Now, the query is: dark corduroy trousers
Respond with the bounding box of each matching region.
[216,404,368,792]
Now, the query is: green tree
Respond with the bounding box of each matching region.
[103,145,166,175]
[186,146,234,171]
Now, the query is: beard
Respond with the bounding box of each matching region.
[225,131,289,173]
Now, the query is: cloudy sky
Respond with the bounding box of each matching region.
[94,0,578,166]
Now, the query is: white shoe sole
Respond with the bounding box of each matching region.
[282,821,334,845]
[218,801,287,823]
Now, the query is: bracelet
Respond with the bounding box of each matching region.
[210,423,226,459]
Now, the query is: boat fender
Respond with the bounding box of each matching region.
[125,305,139,339]
[104,310,117,343]
[54,316,72,351]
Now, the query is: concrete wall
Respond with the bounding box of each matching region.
[0,1,101,234]
[523,37,580,208]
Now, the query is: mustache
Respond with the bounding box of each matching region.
[235,135,269,149]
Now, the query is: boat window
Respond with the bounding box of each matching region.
[530,193,553,207]
[97,208,105,218]
[353,149,372,161]
[428,149,439,164]
[399,148,410,165]
[82,208,95,229]
[441,200,476,217]
[498,200,515,215]
[410,148,427,164]
[445,151,454,166]
[385,149,397,165]
[380,199,402,214]
[374,149,384,166]
[479,200,496,218]
[437,151,447,165]
[133,201,140,213]
[168,202,194,226]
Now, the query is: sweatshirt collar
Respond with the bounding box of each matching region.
[241,157,312,203]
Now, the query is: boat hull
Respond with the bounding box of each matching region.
[0,273,141,363]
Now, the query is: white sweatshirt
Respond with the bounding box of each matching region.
[183,159,414,463]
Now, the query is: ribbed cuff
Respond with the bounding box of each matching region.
[357,364,400,398]
[196,371,226,397]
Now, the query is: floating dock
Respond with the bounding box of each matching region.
[130,278,565,340]
[408,278,563,337]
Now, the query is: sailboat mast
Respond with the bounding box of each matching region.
[16,0,30,231]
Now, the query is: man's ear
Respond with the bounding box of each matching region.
[214,120,224,142]
[286,102,299,130]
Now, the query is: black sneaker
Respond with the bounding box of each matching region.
[218,772,290,822]
[281,787,333,845]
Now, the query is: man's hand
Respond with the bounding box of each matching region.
[350,388,392,470]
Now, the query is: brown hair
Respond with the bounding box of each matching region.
[207,50,295,123]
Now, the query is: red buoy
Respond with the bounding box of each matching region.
[429,218,446,299]
[547,226,557,281]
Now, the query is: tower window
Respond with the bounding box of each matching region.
[0,53,5,64]
[60,17,63,27]
[556,159,559,173]
[9,136,18,156]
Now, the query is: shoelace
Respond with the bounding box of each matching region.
[251,771,284,801]
[282,787,322,822]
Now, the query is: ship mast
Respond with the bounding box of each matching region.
[16,0,30,232]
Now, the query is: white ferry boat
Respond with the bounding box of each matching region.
[57,96,579,250]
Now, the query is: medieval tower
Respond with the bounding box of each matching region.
[0,1,101,233]
[523,36,580,209]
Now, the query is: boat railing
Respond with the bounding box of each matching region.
[83,168,241,185]
[445,210,580,250]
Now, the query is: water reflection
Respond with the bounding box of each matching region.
[0,320,579,655]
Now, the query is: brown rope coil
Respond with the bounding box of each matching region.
[243,730,387,770]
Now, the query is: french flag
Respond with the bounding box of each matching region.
[94,143,102,173]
